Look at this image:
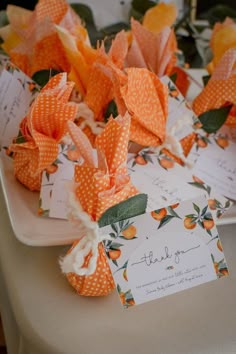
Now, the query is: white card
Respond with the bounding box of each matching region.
[0,64,38,150]
[39,143,83,219]
[101,196,228,308]
[127,152,204,211]
[191,136,236,200]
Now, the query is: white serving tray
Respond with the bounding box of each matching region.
[0,154,235,247]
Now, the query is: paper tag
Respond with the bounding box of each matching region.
[161,76,196,140]
[191,135,236,200]
[128,152,204,211]
[101,196,228,308]
[39,143,82,219]
[0,63,38,150]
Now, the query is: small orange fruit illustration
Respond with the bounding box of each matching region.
[192,175,204,184]
[121,225,137,239]
[123,269,128,281]
[170,89,179,98]
[108,249,121,260]
[127,299,135,306]
[214,262,219,274]
[151,208,167,221]
[67,149,81,161]
[170,203,179,209]
[135,155,147,165]
[217,239,223,252]
[120,292,126,305]
[38,208,44,216]
[219,268,229,276]
[159,158,174,169]
[197,138,207,148]
[46,164,58,174]
[193,121,202,129]
[203,219,214,230]
[28,82,36,92]
[184,217,196,230]
[208,199,217,210]
[216,137,229,149]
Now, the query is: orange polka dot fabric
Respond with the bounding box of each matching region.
[9,73,78,191]
[3,0,82,77]
[115,68,168,146]
[193,49,236,128]
[66,114,138,296]
[84,32,128,120]
[126,18,177,77]
[66,243,115,296]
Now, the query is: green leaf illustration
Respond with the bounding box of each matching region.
[98,194,147,227]
[158,215,175,229]
[110,242,124,249]
[198,105,232,134]
[200,205,208,217]
[193,203,200,214]
[167,206,181,219]
[117,284,122,294]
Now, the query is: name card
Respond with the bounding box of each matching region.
[191,135,236,201]
[101,196,228,308]
[0,63,38,150]
[39,143,82,218]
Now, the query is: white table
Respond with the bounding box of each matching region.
[0,182,236,354]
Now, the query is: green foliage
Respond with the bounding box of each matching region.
[98,194,147,228]
[198,105,232,134]
[32,69,61,87]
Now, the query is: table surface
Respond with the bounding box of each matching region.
[0,182,236,354]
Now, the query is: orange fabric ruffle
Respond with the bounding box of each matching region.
[9,73,78,191]
[66,114,138,296]
[0,0,84,76]
[193,48,236,128]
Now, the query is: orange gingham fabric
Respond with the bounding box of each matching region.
[9,73,78,191]
[193,49,236,128]
[66,114,138,296]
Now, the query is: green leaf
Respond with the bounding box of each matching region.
[112,259,118,267]
[202,75,211,86]
[158,215,175,229]
[131,0,156,15]
[206,229,212,237]
[200,205,208,217]
[169,72,177,84]
[198,105,232,134]
[110,242,124,249]
[101,22,130,36]
[109,232,116,239]
[111,223,119,234]
[188,182,207,192]
[104,100,118,121]
[167,206,181,219]
[117,284,122,294]
[70,3,95,25]
[199,5,236,27]
[0,10,9,28]
[98,194,148,227]
[204,212,213,220]
[193,203,200,214]
[32,69,61,87]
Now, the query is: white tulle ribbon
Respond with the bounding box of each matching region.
[59,183,110,276]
